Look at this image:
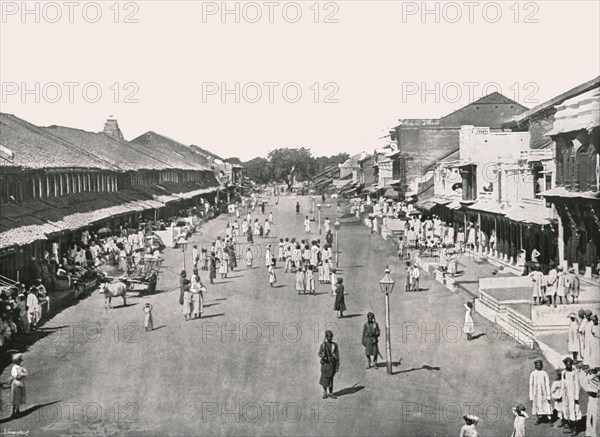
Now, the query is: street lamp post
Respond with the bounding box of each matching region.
[310,196,316,221]
[178,236,189,272]
[379,267,395,375]
[334,219,341,267]
[317,203,322,234]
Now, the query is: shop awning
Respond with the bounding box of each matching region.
[467,201,506,215]
[540,186,600,200]
[415,199,437,211]
[175,186,220,200]
[505,208,552,226]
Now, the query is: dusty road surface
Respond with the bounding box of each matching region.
[2,195,567,436]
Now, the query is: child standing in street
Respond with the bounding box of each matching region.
[268,258,277,287]
[405,261,412,292]
[511,404,529,437]
[463,302,475,341]
[142,303,153,331]
[245,247,253,269]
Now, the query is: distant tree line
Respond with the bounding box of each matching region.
[243,148,349,188]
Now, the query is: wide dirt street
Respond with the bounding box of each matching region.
[2,195,560,436]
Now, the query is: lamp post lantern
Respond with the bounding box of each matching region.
[379,267,395,375]
[317,203,322,234]
[178,236,189,272]
[334,219,341,267]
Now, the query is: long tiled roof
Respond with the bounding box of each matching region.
[42,125,193,172]
[189,144,224,163]
[0,113,117,170]
[131,131,211,170]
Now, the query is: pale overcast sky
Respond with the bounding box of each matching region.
[1,1,599,161]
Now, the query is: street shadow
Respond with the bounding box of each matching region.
[213,281,233,285]
[151,325,167,331]
[214,298,227,301]
[272,285,286,289]
[111,302,138,309]
[37,325,70,331]
[137,288,164,296]
[374,360,402,369]
[203,303,220,308]
[313,292,329,296]
[0,400,61,423]
[340,314,362,318]
[394,364,440,375]
[202,313,225,319]
[332,385,365,397]
[471,333,486,341]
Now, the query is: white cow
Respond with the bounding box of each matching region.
[99,281,129,308]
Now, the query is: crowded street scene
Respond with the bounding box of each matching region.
[1,1,599,436]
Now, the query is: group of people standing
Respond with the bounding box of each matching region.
[530,263,582,306]
[529,356,599,436]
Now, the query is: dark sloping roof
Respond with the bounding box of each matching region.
[505,76,600,127]
[311,165,339,180]
[131,131,212,170]
[189,144,223,163]
[440,92,528,122]
[424,148,460,172]
[43,125,195,171]
[0,113,117,170]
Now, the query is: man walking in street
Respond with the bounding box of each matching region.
[318,330,339,399]
[411,263,420,292]
[362,312,380,369]
[334,278,346,318]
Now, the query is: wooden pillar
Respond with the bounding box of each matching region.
[494,216,498,257]
[558,214,565,268]
[477,212,482,253]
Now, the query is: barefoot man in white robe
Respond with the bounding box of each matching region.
[529,359,552,424]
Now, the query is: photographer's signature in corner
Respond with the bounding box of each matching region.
[1,429,29,436]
